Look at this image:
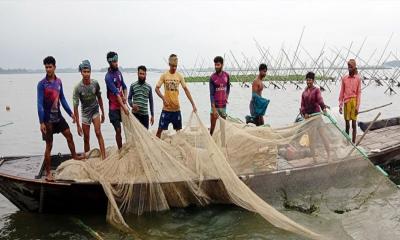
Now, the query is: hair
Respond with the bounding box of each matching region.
[137,65,147,72]
[306,72,315,80]
[169,54,177,58]
[107,51,118,60]
[259,63,267,71]
[43,56,56,66]
[214,56,224,64]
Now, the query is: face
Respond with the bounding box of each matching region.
[214,62,223,73]
[348,63,355,75]
[45,64,55,76]
[169,64,177,73]
[306,78,314,88]
[138,69,146,81]
[81,68,91,80]
[110,61,118,69]
[259,69,267,78]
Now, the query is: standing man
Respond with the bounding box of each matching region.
[155,54,197,138]
[209,56,230,135]
[339,59,361,143]
[248,63,270,126]
[105,51,129,149]
[37,56,83,181]
[73,60,106,159]
[300,72,330,161]
[128,65,154,129]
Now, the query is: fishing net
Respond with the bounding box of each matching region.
[55,111,400,239]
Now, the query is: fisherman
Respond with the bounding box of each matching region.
[105,51,129,149]
[339,59,362,143]
[247,63,269,126]
[128,65,154,129]
[73,60,106,159]
[300,71,330,161]
[37,56,84,181]
[155,54,197,138]
[209,56,230,135]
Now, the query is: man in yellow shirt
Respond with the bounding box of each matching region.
[155,54,197,138]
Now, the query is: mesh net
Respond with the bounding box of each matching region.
[55,111,400,239]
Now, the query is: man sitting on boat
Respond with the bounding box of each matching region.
[339,59,362,143]
[246,63,270,126]
[73,60,106,159]
[300,71,330,161]
[37,56,84,181]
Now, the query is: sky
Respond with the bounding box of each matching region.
[0,0,399,69]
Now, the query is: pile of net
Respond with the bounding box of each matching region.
[55,111,400,239]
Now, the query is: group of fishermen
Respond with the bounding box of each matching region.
[37,53,361,181]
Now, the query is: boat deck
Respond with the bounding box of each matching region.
[360,125,400,165]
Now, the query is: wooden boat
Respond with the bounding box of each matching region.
[358,116,400,132]
[0,152,381,214]
[358,117,400,166]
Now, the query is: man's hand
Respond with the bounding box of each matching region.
[101,113,105,123]
[163,99,170,108]
[212,108,219,119]
[355,109,358,116]
[77,125,83,137]
[323,108,327,114]
[122,105,129,115]
[304,114,310,119]
[122,96,127,104]
[40,123,46,135]
[71,113,76,124]
[339,107,343,114]
[150,116,154,126]
[192,105,197,113]
[132,104,139,113]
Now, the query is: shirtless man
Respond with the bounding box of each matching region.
[249,64,269,126]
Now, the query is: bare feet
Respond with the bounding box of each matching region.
[73,153,86,161]
[45,172,54,182]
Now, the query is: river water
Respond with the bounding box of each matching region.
[0,71,399,239]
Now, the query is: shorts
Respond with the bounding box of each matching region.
[109,109,122,130]
[42,117,69,142]
[344,97,357,121]
[82,107,100,125]
[134,113,149,129]
[158,110,182,130]
[210,107,227,118]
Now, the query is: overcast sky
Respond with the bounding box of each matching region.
[0,0,399,69]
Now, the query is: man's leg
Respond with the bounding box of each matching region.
[44,140,53,181]
[210,113,218,135]
[345,120,350,135]
[351,120,357,143]
[92,116,106,159]
[82,123,91,153]
[115,127,122,149]
[62,128,84,160]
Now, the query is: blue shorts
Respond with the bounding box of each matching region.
[109,109,121,130]
[158,110,182,130]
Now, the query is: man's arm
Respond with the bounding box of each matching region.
[226,75,231,100]
[95,82,105,123]
[72,86,82,135]
[338,77,345,108]
[181,76,196,112]
[128,85,134,107]
[209,78,216,111]
[37,82,46,134]
[149,87,154,117]
[356,77,361,112]
[300,92,306,117]
[121,75,127,104]
[316,89,326,111]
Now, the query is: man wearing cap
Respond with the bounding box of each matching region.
[155,54,197,138]
[73,60,106,159]
[339,59,362,143]
[105,51,129,149]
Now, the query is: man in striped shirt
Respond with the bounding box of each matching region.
[128,65,154,129]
